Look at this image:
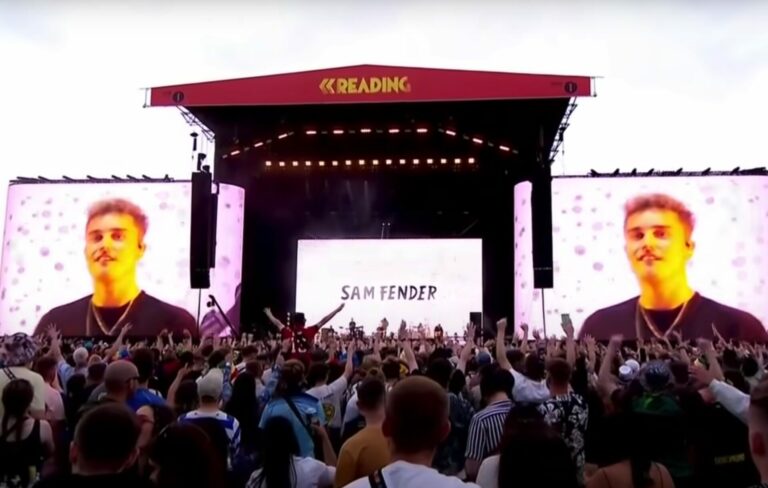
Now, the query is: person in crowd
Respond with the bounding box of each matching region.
[135,403,175,475]
[307,341,355,447]
[260,358,327,458]
[83,362,106,400]
[495,320,550,403]
[127,347,165,410]
[476,405,579,488]
[335,376,390,488]
[464,365,514,481]
[344,375,480,488]
[0,333,47,421]
[45,326,89,392]
[579,193,767,341]
[747,378,768,488]
[34,198,198,338]
[264,304,346,359]
[247,416,336,488]
[539,357,589,485]
[34,403,148,488]
[33,355,66,425]
[224,371,262,470]
[79,359,139,415]
[178,368,241,457]
[147,423,228,488]
[0,379,55,487]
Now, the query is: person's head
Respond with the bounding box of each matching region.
[448,369,467,396]
[292,312,306,330]
[623,193,695,285]
[253,416,300,488]
[136,403,175,450]
[2,332,38,367]
[131,347,155,384]
[480,365,514,401]
[546,358,573,390]
[383,376,450,459]
[148,423,227,488]
[357,375,387,420]
[306,362,330,387]
[174,380,200,416]
[275,359,306,397]
[425,358,453,390]
[749,379,768,475]
[524,353,546,382]
[382,357,402,382]
[73,347,89,367]
[197,369,224,406]
[70,403,140,475]
[34,355,59,385]
[104,360,140,400]
[2,378,33,422]
[497,405,578,488]
[241,345,258,363]
[85,198,148,284]
[507,349,525,372]
[87,361,107,385]
[225,372,257,418]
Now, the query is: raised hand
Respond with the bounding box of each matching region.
[584,335,596,350]
[561,316,575,338]
[520,323,529,335]
[532,328,542,341]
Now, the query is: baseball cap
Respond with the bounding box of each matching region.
[104,360,139,383]
[476,351,492,366]
[197,369,224,400]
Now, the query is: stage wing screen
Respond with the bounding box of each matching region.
[0,181,244,335]
[296,239,482,335]
[514,176,768,339]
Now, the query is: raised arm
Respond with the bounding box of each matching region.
[598,335,622,397]
[103,323,132,361]
[496,318,513,371]
[561,317,576,366]
[519,323,530,355]
[263,307,287,332]
[313,303,345,329]
[457,323,476,374]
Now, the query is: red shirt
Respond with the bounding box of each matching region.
[281,325,319,355]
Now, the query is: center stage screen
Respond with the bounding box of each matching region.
[0,181,244,336]
[514,176,768,341]
[296,239,482,335]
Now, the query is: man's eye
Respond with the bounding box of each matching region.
[654,229,667,238]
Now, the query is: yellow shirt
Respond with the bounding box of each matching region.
[334,425,390,488]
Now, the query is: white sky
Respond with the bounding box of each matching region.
[0,0,766,240]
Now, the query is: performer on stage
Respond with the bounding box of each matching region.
[34,198,198,337]
[579,193,767,342]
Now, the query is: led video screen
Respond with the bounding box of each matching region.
[514,176,768,341]
[0,181,244,336]
[296,239,482,335]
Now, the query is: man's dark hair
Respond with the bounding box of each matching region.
[425,358,453,389]
[357,376,386,412]
[743,356,760,378]
[208,348,229,370]
[546,358,572,387]
[507,349,525,370]
[74,403,140,472]
[385,376,448,454]
[382,358,402,381]
[87,198,149,241]
[306,362,330,386]
[131,348,155,383]
[480,365,514,399]
[241,345,258,360]
[34,355,58,383]
[525,353,547,382]
[88,362,107,383]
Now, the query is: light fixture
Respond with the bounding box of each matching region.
[440,158,447,164]
[413,159,420,165]
[445,130,456,136]
[389,128,400,134]
[427,158,434,164]
[292,161,299,167]
[454,158,461,164]
[499,145,510,152]
[278,133,288,139]
[416,128,428,133]
[472,138,483,144]
[360,128,372,134]
[305,161,312,167]
[279,161,286,167]
[385,159,392,165]
[230,150,241,156]
[468,158,475,164]
[253,142,264,148]
[345,160,352,166]
[306,130,317,135]
[265,161,272,167]
[333,129,344,135]
[359,159,365,166]
[319,161,326,167]
[332,160,339,166]
[399,159,406,165]
[372,159,379,165]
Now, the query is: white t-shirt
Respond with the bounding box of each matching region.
[0,367,46,419]
[475,455,499,488]
[307,376,348,429]
[342,392,359,430]
[343,460,480,488]
[508,368,550,403]
[247,455,335,488]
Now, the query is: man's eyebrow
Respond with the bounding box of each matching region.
[625,225,671,232]
[87,227,127,234]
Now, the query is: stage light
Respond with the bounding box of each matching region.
[372,159,379,166]
[440,158,447,164]
[253,142,264,148]
[416,128,428,133]
[265,161,272,167]
[413,159,420,165]
[305,161,311,167]
[468,158,476,164]
[292,161,299,167]
[306,130,317,135]
[399,159,406,165]
[332,161,339,166]
[319,161,326,167]
[333,129,344,135]
[389,128,400,134]
[454,158,461,164]
[499,145,510,152]
[359,159,365,166]
[385,159,392,165]
[230,150,241,156]
[472,138,483,144]
[427,158,434,165]
[445,130,456,136]
[345,160,352,166]
[278,133,288,139]
[279,161,286,167]
[360,128,372,134]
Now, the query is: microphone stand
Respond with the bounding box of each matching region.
[207,294,238,337]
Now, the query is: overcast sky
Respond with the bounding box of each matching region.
[0,0,766,234]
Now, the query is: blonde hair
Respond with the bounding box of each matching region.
[87,198,149,240]
[624,193,695,238]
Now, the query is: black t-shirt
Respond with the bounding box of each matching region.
[578,293,768,342]
[33,291,198,338]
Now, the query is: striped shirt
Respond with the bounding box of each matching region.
[178,409,242,453]
[465,399,513,461]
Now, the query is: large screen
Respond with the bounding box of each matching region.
[0,181,244,336]
[514,176,768,340]
[296,239,482,335]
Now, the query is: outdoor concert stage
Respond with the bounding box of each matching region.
[148,65,595,335]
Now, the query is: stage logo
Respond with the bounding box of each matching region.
[341,285,437,301]
[319,76,411,95]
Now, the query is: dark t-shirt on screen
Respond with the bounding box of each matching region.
[578,292,768,342]
[33,290,198,338]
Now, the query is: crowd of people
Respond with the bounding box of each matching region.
[0,310,767,488]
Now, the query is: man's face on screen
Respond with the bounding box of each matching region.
[624,209,693,284]
[85,212,145,283]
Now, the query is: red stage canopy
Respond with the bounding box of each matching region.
[148,64,593,107]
